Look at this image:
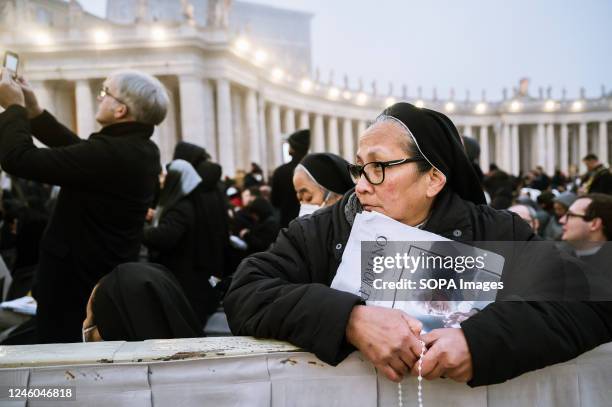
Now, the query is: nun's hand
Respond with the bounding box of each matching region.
[411,328,473,382]
[346,305,423,383]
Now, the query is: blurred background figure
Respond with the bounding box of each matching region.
[82,263,202,342]
[293,153,354,217]
[238,197,280,254]
[508,204,539,232]
[143,159,220,325]
[541,192,577,240]
[580,154,612,195]
[271,129,310,228]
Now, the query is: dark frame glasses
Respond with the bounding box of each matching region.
[347,157,425,185]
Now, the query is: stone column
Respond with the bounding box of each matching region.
[560,123,569,175]
[501,123,511,173]
[342,118,355,161]
[257,94,269,175]
[545,123,555,174]
[283,108,296,135]
[31,80,53,115]
[231,90,245,170]
[599,121,609,165]
[216,78,235,176]
[313,114,325,152]
[179,74,216,159]
[245,89,261,169]
[298,111,310,130]
[479,125,490,173]
[536,123,546,170]
[327,117,340,154]
[579,122,588,173]
[267,103,282,166]
[75,79,95,137]
[511,124,520,175]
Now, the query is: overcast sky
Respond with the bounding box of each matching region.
[80,0,612,100]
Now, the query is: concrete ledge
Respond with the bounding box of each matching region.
[0,338,611,406]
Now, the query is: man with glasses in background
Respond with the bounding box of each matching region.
[0,68,166,343]
[561,193,612,299]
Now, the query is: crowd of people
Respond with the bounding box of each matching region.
[0,67,611,387]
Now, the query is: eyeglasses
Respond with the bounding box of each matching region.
[347,157,426,185]
[561,211,592,221]
[98,87,126,105]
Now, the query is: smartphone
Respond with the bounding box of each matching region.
[3,51,19,77]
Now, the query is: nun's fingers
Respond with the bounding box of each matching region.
[411,341,440,377]
[388,354,409,379]
[379,363,403,383]
[423,360,446,381]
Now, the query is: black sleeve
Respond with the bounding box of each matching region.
[143,200,193,252]
[0,105,113,186]
[29,110,81,147]
[461,301,612,387]
[224,219,363,366]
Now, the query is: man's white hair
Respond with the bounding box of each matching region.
[109,70,169,126]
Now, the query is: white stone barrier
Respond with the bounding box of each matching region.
[0,337,610,406]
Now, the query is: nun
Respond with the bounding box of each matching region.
[225,103,612,386]
[293,153,355,217]
[143,159,219,325]
[82,262,202,342]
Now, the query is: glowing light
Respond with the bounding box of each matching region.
[544,99,556,112]
[328,87,340,99]
[300,79,313,92]
[234,37,250,52]
[151,26,167,41]
[445,102,455,112]
[271,68,284,81]
[509,100,521,112]
[385,97,396,107]
[356,92,368,105]
[33,31,52,45]
[415,100,425,108]
[254,50,267,64]
[572,100,583,111]
[342,90,352,100]
[475,102,487,114]
[93,29,110,44]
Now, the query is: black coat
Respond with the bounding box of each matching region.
[143,196,218,323]
[271,157,301,228]
[0,106,161,342]
[225,188,612,386]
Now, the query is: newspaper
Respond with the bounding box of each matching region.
[331,210,504,332]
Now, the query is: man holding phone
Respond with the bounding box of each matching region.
[0,67,166,343]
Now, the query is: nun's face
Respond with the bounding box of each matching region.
[293,170,327,206]
[354,121,442,226]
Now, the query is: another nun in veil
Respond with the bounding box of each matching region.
[225,103,612,387]
[143,159,219,325]
[82,262,202,342]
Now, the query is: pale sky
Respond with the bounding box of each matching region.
[79,0,612,101]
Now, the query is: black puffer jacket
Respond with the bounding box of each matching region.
[225,188,612,386]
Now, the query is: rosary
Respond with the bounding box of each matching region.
[397,339,426,407]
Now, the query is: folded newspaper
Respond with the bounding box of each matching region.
[331,210,504,332]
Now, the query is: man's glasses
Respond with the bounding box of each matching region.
[562,211,592,221]
[347,157,425,185]
[98,87,126,105]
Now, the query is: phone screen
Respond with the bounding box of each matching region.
[4,53,18,72]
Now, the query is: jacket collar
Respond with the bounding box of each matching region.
[97,121,154,139]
